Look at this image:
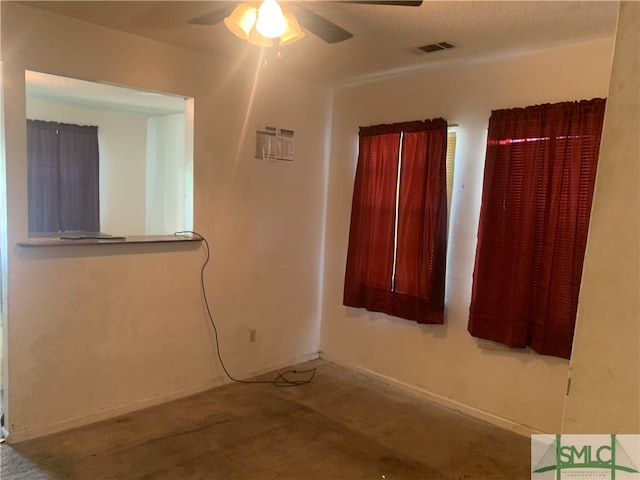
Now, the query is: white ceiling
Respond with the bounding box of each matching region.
[22,0,620,88]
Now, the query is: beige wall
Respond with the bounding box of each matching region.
[562,1,640,434]
[146,113,189,235]
[2,3,331,441]
[322,37,615,434]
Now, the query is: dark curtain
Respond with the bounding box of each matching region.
[468,99,606,358]
[27,120,60,233]
[344,118,448,324]
[27,120,100,234]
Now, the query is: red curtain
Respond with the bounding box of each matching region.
[468,99,606,358]
[344,118,448,324]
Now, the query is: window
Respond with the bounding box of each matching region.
[468,99,606,359]
[25,70,193,236]
[27,120,100,234]
[343,119,449,324]
[445,128,457,226]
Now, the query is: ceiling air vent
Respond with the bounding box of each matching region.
[418,42,455,53]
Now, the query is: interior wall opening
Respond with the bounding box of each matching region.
[25,70,194,236]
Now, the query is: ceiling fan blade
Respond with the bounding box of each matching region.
[339,1,423,5]
[187,0,417,43]
[294,5,353,44]
[187,6,235,26]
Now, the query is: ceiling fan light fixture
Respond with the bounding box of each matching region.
[255,0,287,38]
[246,27,274,47]
[279,11,305,46]
[224,3,258,40]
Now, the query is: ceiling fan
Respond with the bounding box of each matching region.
[188,0,423,46]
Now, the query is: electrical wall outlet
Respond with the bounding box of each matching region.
[249,328,257,343]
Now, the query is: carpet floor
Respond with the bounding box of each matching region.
[0,359,531,479]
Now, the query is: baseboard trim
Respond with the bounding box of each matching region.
[319,352,541,438]
[7,378,225,444]
[231,351,321,381]
[7,351,320,444]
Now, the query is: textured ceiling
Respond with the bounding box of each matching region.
[22,1,620,87]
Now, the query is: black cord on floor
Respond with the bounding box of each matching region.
[175,231,316,387]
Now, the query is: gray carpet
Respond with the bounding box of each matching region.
[0,360,531,479]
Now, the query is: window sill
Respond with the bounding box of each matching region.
[17,234,201,247]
